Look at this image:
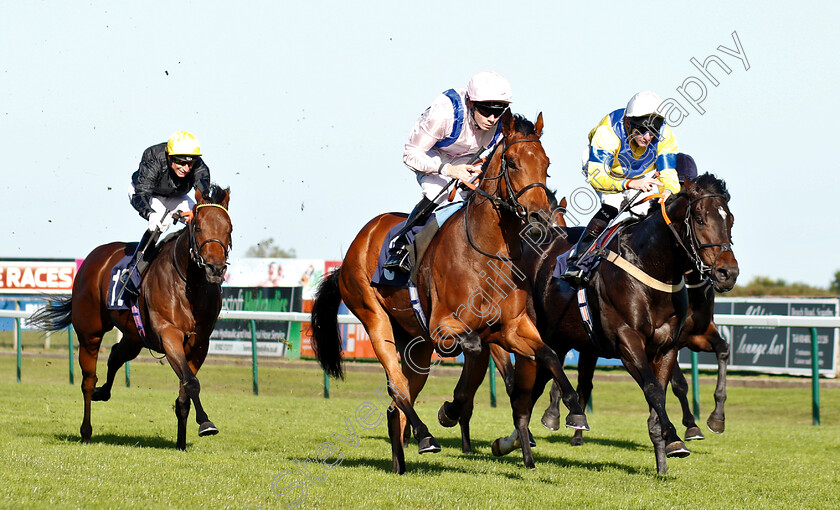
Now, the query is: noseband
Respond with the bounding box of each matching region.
[173,203,232,282]
[465,136,553,260]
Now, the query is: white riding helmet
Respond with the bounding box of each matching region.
[625,90,664,118]
[467,71,513,103]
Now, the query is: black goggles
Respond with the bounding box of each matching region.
[473,101,509,118]
[171,155,196,165]
[627,115,665,135]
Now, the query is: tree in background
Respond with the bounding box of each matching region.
[245,238,296,258]
[724,276,835,297]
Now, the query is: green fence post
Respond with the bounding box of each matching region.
[287,321,301,360]
[489,356,497,408]
[250,320,259,396]
[15,316,22,383]
[323,370,330,399]
[691,351,700,419]
[811,327,820,426]
[587,394,593,414]
[68,327,74,385]
[125,361,130,388]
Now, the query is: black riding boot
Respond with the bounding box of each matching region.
[560,205,618,284]
[118,228,161,298]
[383,196,435,273]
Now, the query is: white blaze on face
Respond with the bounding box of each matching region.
[718,206,728,222]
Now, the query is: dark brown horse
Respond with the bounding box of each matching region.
[536,270,729,446]
[29,185,232,450]
[466,173,737,473]
[537,268,730,442]
[310,112,588,474]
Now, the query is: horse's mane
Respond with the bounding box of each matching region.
[639,172,729,221]
[480,114,537,173]
[199,183,229,205]
[691,172,728,197]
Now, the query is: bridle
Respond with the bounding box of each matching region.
[173,203,232,282]
[649,192,733,278]
[464,135,554,261]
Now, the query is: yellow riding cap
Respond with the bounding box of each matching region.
[166,131,202,157]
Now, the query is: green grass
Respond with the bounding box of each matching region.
[1,355,838,509]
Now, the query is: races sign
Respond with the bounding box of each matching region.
[0,260,77,294]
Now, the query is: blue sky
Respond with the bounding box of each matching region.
[2,1,838,287]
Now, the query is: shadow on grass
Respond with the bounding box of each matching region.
[53,433,177,449]
[361,435,650,476]
[540,433,649,451]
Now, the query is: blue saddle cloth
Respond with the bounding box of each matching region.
[106,245,140,311]
[372,202,464,287]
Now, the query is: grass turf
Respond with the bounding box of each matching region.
[0,355,838,509]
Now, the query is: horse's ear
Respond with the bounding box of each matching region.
[680,177,700,198]
[559,196,567,208]
[534,112,544,137]
[502,109,515,136]
[195,187,205,204]
[220,187,231,209]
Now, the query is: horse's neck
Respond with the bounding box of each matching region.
[467,194,522,259]
[621,199,691,282]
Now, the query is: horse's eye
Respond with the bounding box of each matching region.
[506,159,517,170]
[694,215,705,226]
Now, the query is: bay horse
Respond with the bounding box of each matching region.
[537,268,730,442]
[465,173,736,473]
[310,111,588,474]
[29,185,232,450]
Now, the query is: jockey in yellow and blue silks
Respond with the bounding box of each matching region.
[561,90,680,284]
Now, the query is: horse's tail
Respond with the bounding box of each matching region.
[27,296,73,332]
[310,267,345,379]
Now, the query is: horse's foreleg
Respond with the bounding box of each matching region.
[438,342,489,453]
[175,382,191,450]
[670,361,703,440]
[568,349,597,445]
[707,325,729,433]
[503,317,588,431]
[622,342,688,474]
[648,408,669,475]
[492,355,539,468]
[161,328,217,445]
[92,339,142,402]
[78,338,101,443]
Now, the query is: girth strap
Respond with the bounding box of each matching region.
[603,250,685,293]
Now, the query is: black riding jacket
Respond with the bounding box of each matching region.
[130,142,211,219]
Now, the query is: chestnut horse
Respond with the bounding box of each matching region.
[310,112,588,474]
[474,173,737,473]
[537,268,730,442]
[30,185,232,450]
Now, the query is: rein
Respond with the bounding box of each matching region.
[464,136,552,261]
[172,203,232,283]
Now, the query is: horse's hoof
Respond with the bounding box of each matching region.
[665,441,690,458]
[685,426,705,441]
[91,387,110,402]
[491,438,504,457]
[437,402,458,428]
[198,421,219,437]
[541,412,560,431]
[417,436,441,454]
[565,413,589,431]
[570,435,584,447]
[528,431,537,448]
[707,417,725,434]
